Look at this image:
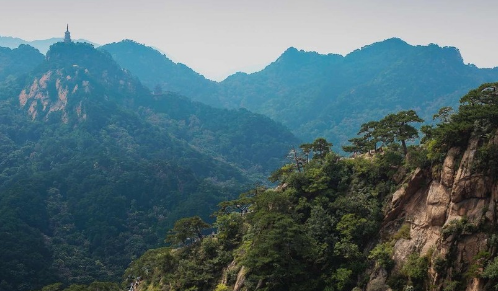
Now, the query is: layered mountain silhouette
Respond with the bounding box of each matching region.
[0,36,98,54]
[101,40,219,105]
[102,38,498,148]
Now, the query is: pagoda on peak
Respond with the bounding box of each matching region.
[64,24,72,43]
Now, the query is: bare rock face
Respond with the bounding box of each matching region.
[451,138,490,203]
[426,182,450,226]
[441,147,460,188]
[376,135,498,291]
[366,267,390,291]
[19,69,88,123]
[233,266,247,291]
[385,168,428,224]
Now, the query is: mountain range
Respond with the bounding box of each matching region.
[2,35,498,290]
[101,38,498,148]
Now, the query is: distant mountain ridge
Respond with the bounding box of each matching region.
[100,40,220,104]
[101,38,498,149]
[0,36,98,54]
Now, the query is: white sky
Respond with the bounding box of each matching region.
[1,0,497,81]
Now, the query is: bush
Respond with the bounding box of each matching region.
[392,223,411,241]
[369,243,394,269]
[401,253,428,281]
[214,283,231,291]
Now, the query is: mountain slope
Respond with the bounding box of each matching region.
[100,82,498,291]
[105,38,498,149]
[216,38,498,146]
[0,41,299,291]
[0,44,44,84]
[100,40,219,104]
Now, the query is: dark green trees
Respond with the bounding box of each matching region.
[166,216,210,246]
[343,110,424,155]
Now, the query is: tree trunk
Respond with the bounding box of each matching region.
[401,139,407,156]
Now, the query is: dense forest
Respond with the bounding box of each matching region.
[0,42,299,291]
[34,82,498,291]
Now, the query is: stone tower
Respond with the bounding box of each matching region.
[64,24,72,43]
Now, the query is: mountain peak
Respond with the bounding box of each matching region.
[350,37,410,56]
[19,41,150,123]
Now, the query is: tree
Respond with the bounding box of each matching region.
[377,110,423,155]
[299,137,333,161]
[432,106,453,123]
[166,216,210,246]
[310,137,333,160]
[343,111,423,155]
[358,121,381,151]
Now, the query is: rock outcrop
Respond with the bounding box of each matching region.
[377,132,498,290]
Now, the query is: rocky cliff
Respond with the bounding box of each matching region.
[371,131,498,290]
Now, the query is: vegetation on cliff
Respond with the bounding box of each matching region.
[73,81,498,291]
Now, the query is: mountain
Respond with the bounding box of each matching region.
[215,38,498,147]
[66,82,498,291]
[100,40,220,105]
[0,36,98,54]
[104,38,498,149]
[0,44,44,85]
[0,41,299,291]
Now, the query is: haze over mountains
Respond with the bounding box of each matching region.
[0,41,298,290]
[0,36,97,54]
[2,35,498,290]
[101,38,498,148]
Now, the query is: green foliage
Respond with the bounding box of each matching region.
[332,268,353,291]
[392,223,411,241]
[483,256,498,280]
[0,41,300,290]
[214,283,231,291]
[474,143,498,179]
[405,146,430,170]
[433,106,454,124]
[343,110,423,155]
[132,141,398,291]
[441,217,477,239]
[41,283,63,291]
[481,255,498,290]
[425,82,498,160]
[166,216,210,246]
[369,243,394,269]
[465,251,490,279]
[214,213,244,248]
[401,253,429,282]
[0,45,43,84]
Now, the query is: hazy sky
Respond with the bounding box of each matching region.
[1,0,497,81]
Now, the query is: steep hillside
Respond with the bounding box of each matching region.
[86,82,498,291]
[0,42,299,291]
[100,40,219,104]
[0,44,43,84]
[367,82,498,291]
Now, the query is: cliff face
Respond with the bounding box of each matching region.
[375,132,498,291]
